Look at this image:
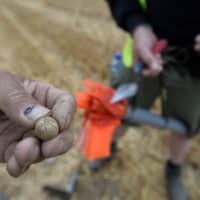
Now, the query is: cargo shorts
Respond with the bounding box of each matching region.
[110,46,200,137]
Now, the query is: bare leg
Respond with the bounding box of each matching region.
[166,132,192,165]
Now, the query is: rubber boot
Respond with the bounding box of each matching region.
[0,192,9,200]
[165,161,188,200]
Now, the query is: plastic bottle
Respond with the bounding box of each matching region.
[110,52,122,73]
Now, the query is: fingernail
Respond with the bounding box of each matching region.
[24,105,50,121]
[24,106,34,115]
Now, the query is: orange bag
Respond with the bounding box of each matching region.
[76,79,127,161]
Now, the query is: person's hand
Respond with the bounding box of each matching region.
[0,71,76,177]
[133,25,163,77]
[194,34,200,53]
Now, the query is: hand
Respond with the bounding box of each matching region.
[132,25,163,77]
[194,34,200,53]
[0,71,76,177]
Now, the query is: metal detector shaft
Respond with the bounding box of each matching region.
[65,167,80,194]
[123,107,188,135]
[43,158,83,200]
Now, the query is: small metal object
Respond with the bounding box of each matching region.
[35,116,59,141]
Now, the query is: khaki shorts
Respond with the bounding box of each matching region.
[110,46,200,137]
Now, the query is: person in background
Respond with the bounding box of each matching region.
[89,0,200,200]
[0,71,76,177]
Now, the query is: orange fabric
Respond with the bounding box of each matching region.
[76,79,127,161]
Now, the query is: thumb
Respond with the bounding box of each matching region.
[0,72,49,128]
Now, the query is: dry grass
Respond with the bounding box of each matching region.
[0,0,200,199]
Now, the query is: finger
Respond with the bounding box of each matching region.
[133,49,139,66]
[7,137,40,177]
[194,35,200,52]
[134,50,163,77]
[195,35,200,43]
[142,55,163,77]
[23,80,76,131]
[140,48,163,70]
[21,131,43,163]
[155,54,164,65]
[41,126,73,158]
[3,142,17,162]
[142,69,162,77]
[15,137,40,165]
[52,94,76,131]
[0,122,27,162]
[194,44,200,52]
[6,156,21,177]
[23,80,53,106]
[138,47,155,66]
[0,72,49,128]
[142,67,162,77]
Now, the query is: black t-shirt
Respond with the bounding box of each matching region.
[106,0,200,76]
[107,0,200,45]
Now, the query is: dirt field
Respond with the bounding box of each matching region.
[0,0,200,200]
